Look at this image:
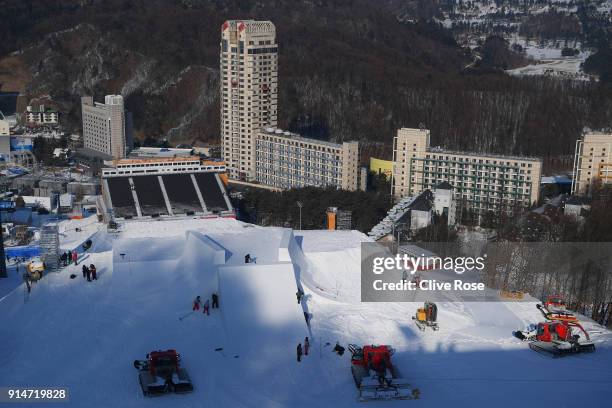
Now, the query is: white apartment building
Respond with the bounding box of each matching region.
[25,105,59,127]
[571,130,612,195]
[392,128,542,214]
[255,128,359,191]
[82,95,126,159]
[220,20,278,180]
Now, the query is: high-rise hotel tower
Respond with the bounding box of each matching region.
[220,20,278,180]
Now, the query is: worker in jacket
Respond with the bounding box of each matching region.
[297,343,303,362]
[212,293,219,309]
[193,296,202,311]
[296,289,304,304]
[72,250,78,266]
[82,264,89,279]
[203,298,210,315]
[90,264,97,280]
[304,337,310,355]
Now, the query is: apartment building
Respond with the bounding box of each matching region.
[255,128,359,191]
[392,128,542,214]
[571,130,612,195]
[25,105,59,127]
[220,20,278,181]
[81,95,126,159]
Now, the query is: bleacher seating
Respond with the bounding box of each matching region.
[194,173,229,212]
[103,170,232,220]
[106,177,138,218]
[162,174,204,214]
[131,175,169,216]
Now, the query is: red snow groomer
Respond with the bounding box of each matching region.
[348,344,419,401]
[544,295,566,311]
[537,295,577,322]
[514,321,595,357]
[133,349,193,396]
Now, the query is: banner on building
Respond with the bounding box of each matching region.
[10,136,34,152]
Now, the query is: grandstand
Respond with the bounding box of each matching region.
[100,158,233,221]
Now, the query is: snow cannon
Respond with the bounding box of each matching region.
[412,301,439,331]
[516,321,595,357]
[347,344,419,401]
[134,349,193,396]
[536,303,577,322]
[25,258,45,281]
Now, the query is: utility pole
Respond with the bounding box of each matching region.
[296,201,303,230]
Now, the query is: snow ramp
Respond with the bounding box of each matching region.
[218,262,307,357]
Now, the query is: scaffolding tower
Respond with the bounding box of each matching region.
[336,210,352,230]
[40,223,60,271]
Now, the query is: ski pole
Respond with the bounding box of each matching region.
[179,311,195,321]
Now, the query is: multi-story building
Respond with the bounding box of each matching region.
[571,130,612,195]
[255,128,359,190]
[24,105,59,127]
[220,20,278,181]
[81,95,126,159]
[392,128,542,214]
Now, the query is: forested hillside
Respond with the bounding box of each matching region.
[1,0,611,169]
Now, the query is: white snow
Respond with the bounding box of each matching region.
[1,217,611,407]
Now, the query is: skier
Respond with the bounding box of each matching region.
[82,264,88,279]
[72,250,78,266]
[193,296,202,311]
[212,293,219,309]
[203,298,210,316]
[304,337,310,356]
[90,264,97,280]
[244,254,251,264]
[297,343,303,362]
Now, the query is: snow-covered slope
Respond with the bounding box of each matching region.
[0,218,611,407]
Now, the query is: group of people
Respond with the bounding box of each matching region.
[81,264,98,281]
[296,337,310,362]
[192,293,219,316]
[60,250,79,267]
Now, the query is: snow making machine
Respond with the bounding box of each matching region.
[412,301,439,331]
[133,349,193,396]
[25,258,45,281]
[348,344,419,401]
[514,321,595,357]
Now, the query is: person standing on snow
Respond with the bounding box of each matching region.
[82,264,88,279]
[90,264,97,280]
[244,254,251,263]
[296,289,304,304]
[304,337,310,356]
[212,293,219,309]
[193,296,202,311]
[86,265,91,282]
[72,250,78,266]
[297,343,303,362]
[203,298,210,315]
